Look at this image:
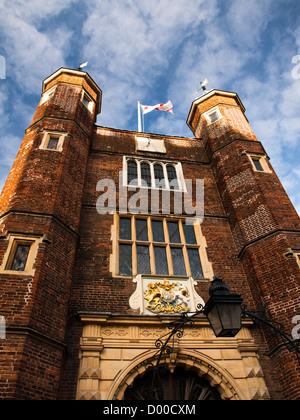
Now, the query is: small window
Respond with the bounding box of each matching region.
[204,106,222,125]
[247,153,272,173]
[208,111,219,123]
[9,244,31,271]
[252,158,264,172]
[154,164,165,189]
[82,95,90,108]
[81,91,94,112]
[0,235,43,276]
[166,165,179,190]
[47,136,60,150]
[127,160,138,186]
[39,131,66,152]
[40,86,56,105]
[140,162,151,187]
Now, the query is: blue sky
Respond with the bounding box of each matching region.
[0,0,299,214]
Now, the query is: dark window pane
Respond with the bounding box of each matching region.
[137,245,150,274]
[119,218,131,240]
[167,165,179,190]
[154,246,168,275]
[11,244,31,271]
[127,160,138,185]
[136,219,148,241]
[47,137,59,150]
[152,220,165,242]
[183,223,197,244]
[119,244,132,276]
[82,95,90,108]
[187,248,203,278]
[141,162,151,187]
[168,221,181,243]
[252,158,264,171]
[154,164,165,189]
[209,111,219,123]
[171,247,186,276]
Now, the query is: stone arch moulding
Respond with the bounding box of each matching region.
[107,349,244,401]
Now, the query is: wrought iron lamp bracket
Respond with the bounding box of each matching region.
[241,305,300,365]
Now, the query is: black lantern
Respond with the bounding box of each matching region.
[203,276,243,337]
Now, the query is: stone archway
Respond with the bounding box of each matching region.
[109,350,243,400]
[124,366,222,400]
[77,314,270,400]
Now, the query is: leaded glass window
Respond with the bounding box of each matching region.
[168,221,181,243]
[154,246,168,275]
[119,244,132,276]
[166,165,179,190]
[137,245,150,274]
[171,247,186,276]
[187,248,203,279]
[183,223,197,244]
[127,160,138,185]
[119,218,131,240]
[152,220,164,243]
[136,219,148,241]
[154,164,165,189]
[125,158,185,191]
[47,136,59,150]
[11,244,31,271]
[117,216,207,279]
[141,162,151,187]
[252,158,264,172]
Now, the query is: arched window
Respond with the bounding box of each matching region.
[167,165,179,190]
[154,164,165,189]
[141,162,151,187]
[127,160,138,186]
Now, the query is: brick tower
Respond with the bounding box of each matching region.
[187,89,300,399]
[0,69,299,401]
[0,68,102,399]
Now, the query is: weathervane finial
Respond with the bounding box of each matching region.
[194,79,208,96]
[78,61,88,71]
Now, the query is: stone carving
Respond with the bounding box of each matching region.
[144,279,190,314]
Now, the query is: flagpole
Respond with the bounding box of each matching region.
[137,101,142,132]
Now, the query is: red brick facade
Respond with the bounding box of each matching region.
[0,69,299,400]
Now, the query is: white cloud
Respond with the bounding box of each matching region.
[82,0,219,129]
[0,0,298,213]
[0,1,74,92]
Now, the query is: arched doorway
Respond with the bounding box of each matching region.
[124,366,222,400]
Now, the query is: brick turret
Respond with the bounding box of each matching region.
[187,89,300,399]
[0,68,102,399]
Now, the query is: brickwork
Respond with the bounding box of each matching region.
[0,69,101,399]
[188,90,300,400]
[0,72,299,400]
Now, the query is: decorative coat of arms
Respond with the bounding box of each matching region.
[144,279,190,314]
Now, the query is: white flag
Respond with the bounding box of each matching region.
[140,100,174,115]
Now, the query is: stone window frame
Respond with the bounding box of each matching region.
[81,90,95,113]
[39,130,67,152]
[293,251,300,269]
[40,85,56,105]
[110,214,214,280]
[0,234,43,276]
[123,156,187,192]
[246,152,272,174]
[203,106,223,125]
